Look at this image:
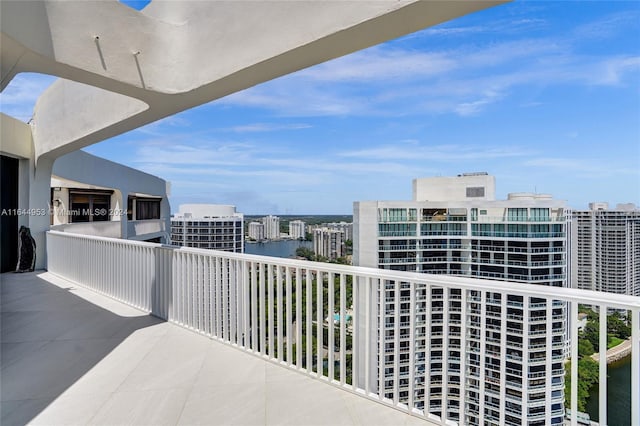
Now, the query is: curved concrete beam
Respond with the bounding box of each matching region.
[2,0,508,163]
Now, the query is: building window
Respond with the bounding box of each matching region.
[128,196,161,220]
[69,190,111,223]
[508,208,528,221]
[530,208,549,221]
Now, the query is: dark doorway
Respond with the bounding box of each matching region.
[1,155,19,272]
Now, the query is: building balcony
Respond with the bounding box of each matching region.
[1,272,423,426]
[3,231,638,426]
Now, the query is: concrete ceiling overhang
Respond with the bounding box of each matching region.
[0,0,508,164]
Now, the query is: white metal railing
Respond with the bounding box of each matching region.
[46,231,640,426]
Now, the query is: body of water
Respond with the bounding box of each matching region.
[584,355,631,425]
[245,239,312,259]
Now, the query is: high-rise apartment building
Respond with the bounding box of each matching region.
[313,228,345,260]
[262,215,280,240]
[570,202,640,296]
[354,173,567,426]
[248,221,265,241]
[289,220,306,240]
[326,221,354,241]
[171,204,244,252]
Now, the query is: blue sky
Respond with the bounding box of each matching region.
[1,1,639,214]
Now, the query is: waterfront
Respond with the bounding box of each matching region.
[245,239,313,259]
[584,355,631,425]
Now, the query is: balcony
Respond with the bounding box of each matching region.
[1,272,423,426]
[3,231,639,426]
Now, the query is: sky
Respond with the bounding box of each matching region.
[1,1,639,215]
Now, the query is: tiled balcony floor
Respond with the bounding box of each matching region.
[1,272,426,426]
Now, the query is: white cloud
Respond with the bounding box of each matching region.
[228,123,312,133]
[216,30,639,119]
[298,48,456,82]
[524,157,639,178]
[339,143,532,162]
[0,73,57,121]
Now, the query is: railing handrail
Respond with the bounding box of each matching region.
[46,230,640,311]
[45,230,640,426]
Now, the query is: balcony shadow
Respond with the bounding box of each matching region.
[0,271,166,426]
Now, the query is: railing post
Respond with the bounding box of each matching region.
[599,305,608,425]
[632,309,639,426]
[570,302,578,426]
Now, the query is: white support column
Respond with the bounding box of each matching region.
[251,262,258,351]
[499,293,507,426]
[286,267,293,365]
[203,255,210,336]
[296,267,302,368]
[479,290,487,425]
[306,269,312,373]
[459,289,467,424]
[328,271,335,380]
[378,279,385,399]
[243,260,250,348]
[599,305,608,426]
[408,281,416,411]
[392,279,399,406]
[353,276,359,389]
[29,157,53,270]
[632,309,639,426]
[259,263,266,356]
[340,273,347,384]
[365,276,372,395]
[277,265,283,361]
[317,270,323,377]
[268,264,274,358]
[570,302,579,426]
[442,288,449,423]
[545,298,554,426]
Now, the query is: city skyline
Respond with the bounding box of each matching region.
[1,0,638,214]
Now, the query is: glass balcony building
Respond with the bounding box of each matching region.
[354,174,568,425]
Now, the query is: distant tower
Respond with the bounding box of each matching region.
[313,228,345,260]
[171,204,244,253]
[289,220,306,240]
[262,215,280,240]
[570,202,640,296]
[354,173,567,425]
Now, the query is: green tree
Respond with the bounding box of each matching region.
[565,358,599,411]
[295,247,315,260]
[608,312,631,339]
[582,321,600,352]
[578,339,595,358]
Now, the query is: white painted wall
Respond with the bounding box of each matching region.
[176,204,239,218]
[413,174,496,201]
